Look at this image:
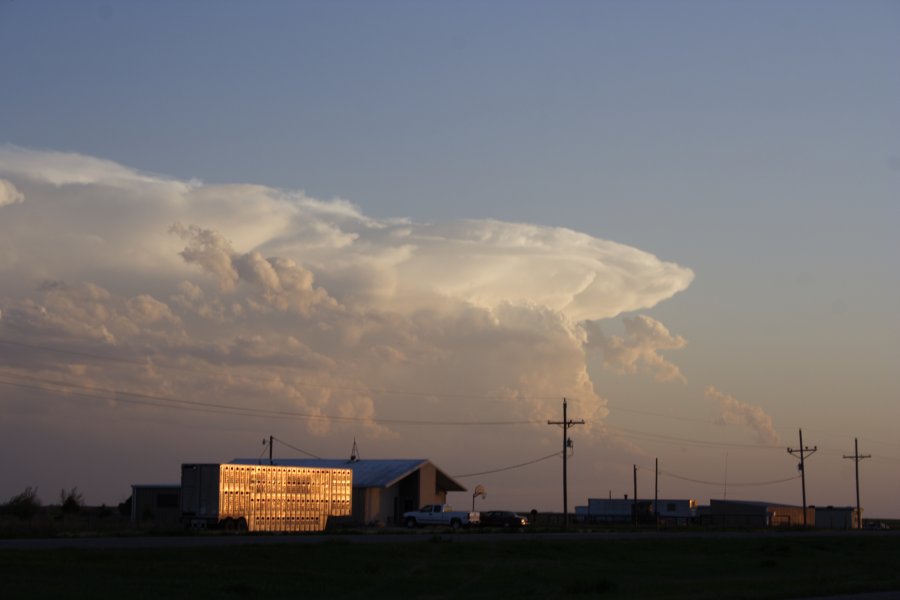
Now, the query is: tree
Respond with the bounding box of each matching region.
[59,487,84,515]
[1,486,42,519]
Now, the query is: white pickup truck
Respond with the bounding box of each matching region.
[403,504,480,529]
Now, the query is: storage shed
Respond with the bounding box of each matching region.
[231,458,466,527]
[814,506,859,529]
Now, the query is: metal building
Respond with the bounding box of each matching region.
[701,499,815,528]
[231,458,466,527]
[130,484,181,527]
[814,506,859,529]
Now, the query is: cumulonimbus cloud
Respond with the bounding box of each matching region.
[0,178,24,207]
[584,315,688,383]
[706,385,781,445]
[0,146,693,443]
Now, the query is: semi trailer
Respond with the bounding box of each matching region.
[181,463,352,532]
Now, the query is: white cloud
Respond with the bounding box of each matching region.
[0,146,693,448]
[0,178,24,207]
[706,386,781,445]
[585,315,688,383]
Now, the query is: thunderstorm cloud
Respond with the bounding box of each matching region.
[706,386,781,446]
[0,146,694,451]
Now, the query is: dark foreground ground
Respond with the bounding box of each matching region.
[1,531,899,599]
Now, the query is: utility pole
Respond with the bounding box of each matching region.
[633,464,638,527]
[843,438,870,529]
[269,434,274,465]
[547,398,584,530]
[654,458,659,527]
[787,429,817,527]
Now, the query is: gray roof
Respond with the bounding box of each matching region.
[229,458,466,492]
[710,499,803,509]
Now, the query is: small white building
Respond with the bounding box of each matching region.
[814,506,860,529]
[575,498,697,524]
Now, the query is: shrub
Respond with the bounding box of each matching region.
[59,487,84,515]
[1,486,42,519]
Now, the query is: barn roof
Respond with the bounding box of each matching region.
[229,458,466,492]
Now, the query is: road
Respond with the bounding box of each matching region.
[1,528,897,550]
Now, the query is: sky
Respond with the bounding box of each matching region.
[1,1,898,518]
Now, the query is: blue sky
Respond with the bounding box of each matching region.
[1,1,898,517]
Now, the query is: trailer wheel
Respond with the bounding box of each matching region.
[222,517,235,531]
[405,517,417,529]
[236,517,248,531]
[450,519,461,530]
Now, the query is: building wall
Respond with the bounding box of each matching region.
[131,485,181,527]
[706,500,815,528]
[418,463,440,506]
[365,486,401,526]
[815,507,858,529]
[346,464,454,526]
[575,498,697,524]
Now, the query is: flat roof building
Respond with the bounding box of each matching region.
[130,484,181,527]
[701,500,814,528]
[814,506,859,529]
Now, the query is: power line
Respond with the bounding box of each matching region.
[606,425,784,451]
[453,451,562,478]
[660,471,801,488]
[271,435,322,459]
[7,371,900,468]
[0,372,542,426]
[604,402,715,425]
[0,337,562,403]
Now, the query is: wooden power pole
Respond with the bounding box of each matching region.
[787,429,817,527]
[843,438,870,529]
[547,398,584,530]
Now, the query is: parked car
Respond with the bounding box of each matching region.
[479,510,529,528]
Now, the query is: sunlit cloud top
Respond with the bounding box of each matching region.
[0,146,693,439]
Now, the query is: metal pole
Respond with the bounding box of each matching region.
[563,398,568,530]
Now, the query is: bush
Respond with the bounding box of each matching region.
[59,487,84,515]
[1,486,42,519]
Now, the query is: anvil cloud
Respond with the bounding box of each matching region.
[0,146,693,440]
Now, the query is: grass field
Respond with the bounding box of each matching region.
[1,533,899,599]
